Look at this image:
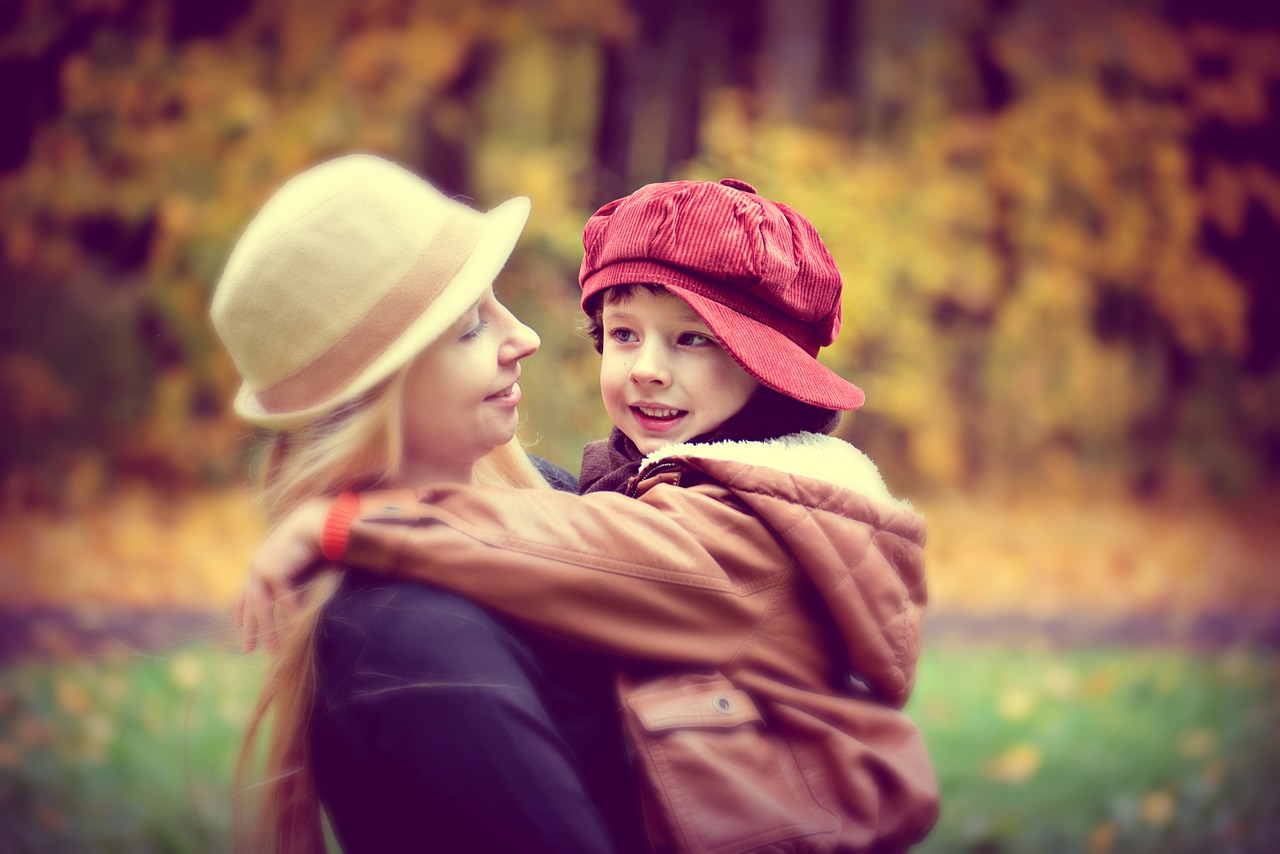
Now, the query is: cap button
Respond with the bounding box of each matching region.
[719,178,757,194]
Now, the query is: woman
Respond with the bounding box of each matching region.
[211,153,640,852]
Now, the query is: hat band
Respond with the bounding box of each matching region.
[254,218,482,414]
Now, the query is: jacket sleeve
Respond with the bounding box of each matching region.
[340,483,787,664]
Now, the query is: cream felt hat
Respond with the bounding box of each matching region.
[211,154,530,429]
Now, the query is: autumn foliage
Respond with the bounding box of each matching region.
[1,0,1278,613]
[2,10,1279,851]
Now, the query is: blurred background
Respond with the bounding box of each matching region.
[1,0,1278,851]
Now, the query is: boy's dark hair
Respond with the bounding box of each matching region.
[582,283,667,353]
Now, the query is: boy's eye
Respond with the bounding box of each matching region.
[609,328,638,344]
[678,332,713,347]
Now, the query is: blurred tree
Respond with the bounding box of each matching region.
[688,0,1279,496]
[0,0,1275,507]
[592,0,712,205]
[0,0,589,503]
[760,0,828,123]
[590,0,866,205]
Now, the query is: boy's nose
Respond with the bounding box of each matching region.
[629,342,671,385]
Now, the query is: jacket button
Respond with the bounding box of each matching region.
[713,694,735,714]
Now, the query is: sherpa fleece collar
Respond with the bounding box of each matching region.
[638,432,907,508]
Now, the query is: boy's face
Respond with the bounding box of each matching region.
[599,287,759,455]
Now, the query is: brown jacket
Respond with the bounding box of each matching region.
[342,433,938,852]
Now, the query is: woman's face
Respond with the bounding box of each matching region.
[400,286,540,483]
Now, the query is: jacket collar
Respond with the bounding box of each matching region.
[639,432,907,508]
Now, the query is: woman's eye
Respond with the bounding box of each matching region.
[461,318,489,341]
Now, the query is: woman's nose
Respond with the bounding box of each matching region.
[500,308,540,363]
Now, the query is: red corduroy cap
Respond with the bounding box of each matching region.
[579,178,865,411]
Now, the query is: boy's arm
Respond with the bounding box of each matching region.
[242,483,784,662]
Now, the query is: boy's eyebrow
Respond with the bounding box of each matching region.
[602,306,708,325]
[601,307,638,323]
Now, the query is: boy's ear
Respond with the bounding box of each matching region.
[578,291,605,353]
[580,313,605,354]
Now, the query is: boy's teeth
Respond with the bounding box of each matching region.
[638,406,680,418]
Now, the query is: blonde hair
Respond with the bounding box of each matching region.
[233,368,549,852]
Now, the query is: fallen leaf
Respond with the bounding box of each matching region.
[985,742,1042,784]
[169,654,205,691]
[1141,789,1175,827]
[997,686,1038,721]
[54,680,89,715]
[1088,820,1116,854]
[1177,727,1216,757]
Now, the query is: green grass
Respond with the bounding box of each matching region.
[0,641,263,853]
[1,641,1277,852]
[910,645,1280,853]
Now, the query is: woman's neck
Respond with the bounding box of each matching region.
[390,461,476,489]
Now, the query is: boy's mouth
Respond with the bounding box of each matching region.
[631,405,687,432]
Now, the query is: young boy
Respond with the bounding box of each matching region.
[243,178,938,852]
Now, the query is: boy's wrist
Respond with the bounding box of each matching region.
[321,492,360,561]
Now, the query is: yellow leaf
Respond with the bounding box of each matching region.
[1177,728,1216,757]
[169,653,205,691]
[1088,821,1117,854]
[996,686,1037,722]
[80,713,115,765]
[1140,789,1175,827]
[1083,668,1119,699]
[1042,665,1079,699]
[985,742,1042,784]
[54,680,89,715]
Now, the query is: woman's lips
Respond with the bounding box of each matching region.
[486,382,521,405]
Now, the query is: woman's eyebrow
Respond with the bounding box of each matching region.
[446,297,485,333]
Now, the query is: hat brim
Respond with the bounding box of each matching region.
[235,195,532,429]
[678,288,865,411]
[583,266,864,411]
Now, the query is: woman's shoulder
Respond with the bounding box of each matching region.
[531,456,580,493]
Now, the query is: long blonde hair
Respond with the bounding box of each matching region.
[233,369,550,852]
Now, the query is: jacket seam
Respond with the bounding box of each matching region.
[440,524,781,596]
[725,559,798,671]
[764,482,910,696]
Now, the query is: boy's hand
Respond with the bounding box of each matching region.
[235,496,331,653]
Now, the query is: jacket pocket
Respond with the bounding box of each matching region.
[621,673,838,853]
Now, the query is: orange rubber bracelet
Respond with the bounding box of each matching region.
[321,492,360,561]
